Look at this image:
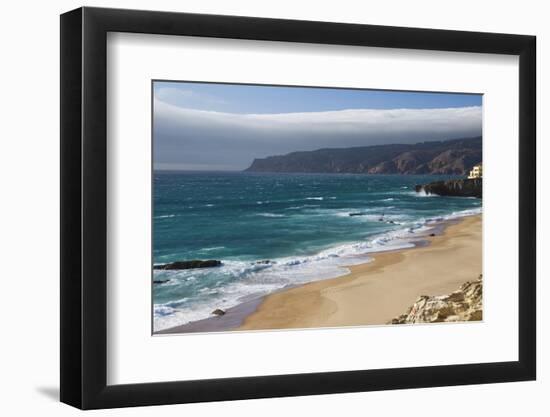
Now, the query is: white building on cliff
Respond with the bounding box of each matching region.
[468,163,482,179]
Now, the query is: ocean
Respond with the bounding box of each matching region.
[153,171,482,331]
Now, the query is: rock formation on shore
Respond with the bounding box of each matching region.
[415,178,482,198]
[390,275,482,324]
[154,259,222,270]
[245,136,481,175]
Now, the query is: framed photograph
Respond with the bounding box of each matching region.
[60,7,536,409]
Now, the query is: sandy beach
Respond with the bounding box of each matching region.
[238,214,482,331]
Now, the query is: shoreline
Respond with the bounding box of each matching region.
[240,214,481,331]
[157,213,481,335]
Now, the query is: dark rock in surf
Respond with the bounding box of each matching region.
[154,259,222,270]
[211,309,226,316]
[153,279,171,285]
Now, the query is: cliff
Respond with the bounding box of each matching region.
[245,136,481,175]
[415,178,482,198]
[390,275,482,324]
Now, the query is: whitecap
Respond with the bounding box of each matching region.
[199,246,226,252]
[155,214,176,219]
[256,213,285,218]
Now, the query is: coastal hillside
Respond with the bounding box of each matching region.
[245,136,481,175]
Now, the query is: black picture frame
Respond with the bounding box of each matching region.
[60,6,536,410]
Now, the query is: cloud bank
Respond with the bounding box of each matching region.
[154,99,482,171]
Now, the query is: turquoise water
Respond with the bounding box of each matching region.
[153,171,481,331]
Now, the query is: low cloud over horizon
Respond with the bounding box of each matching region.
[154,99,482,171]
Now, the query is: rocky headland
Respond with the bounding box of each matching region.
[245,136,481,175]
[390,275,483,324]
[415,178,482,198]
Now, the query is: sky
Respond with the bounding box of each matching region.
[153,81,482,171]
